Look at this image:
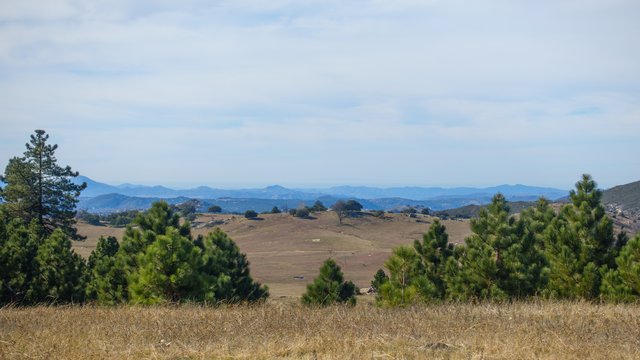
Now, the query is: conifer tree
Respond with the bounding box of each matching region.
[30,229,87,303]
[600,234,640,302]
[413,219,453,298]
[197,228,268,303]
[543,175,614,299]
[371,268,389,291]
[128,228,203,304]
[378,246,424,306]
[86,236,127,304]
[444,195,513,300]
[0,209,38,305]
[0,130,86,239]
[302,258,356,306]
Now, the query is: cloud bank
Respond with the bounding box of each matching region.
[0,0,638,188]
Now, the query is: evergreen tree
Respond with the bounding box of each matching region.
[30,229,87,303]
[378,246,424,306]
[302,258,356,306]
[86,236,127,304]
[0,130,86,239]
[310,201,327,212]
[197,228,268,303]
[413,219,453,298]
[443,194,546,301]
[543,175,614,299]
[600,234,640,302]
[0,209,38,305]
[128,228,203,304]
[371,268,388,291]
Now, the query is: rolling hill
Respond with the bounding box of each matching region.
[603,180,640,210]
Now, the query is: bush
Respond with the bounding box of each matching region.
[244,210,258,219]
[208,205,222,213]
[270,206,281,214]
[294,208,310,218]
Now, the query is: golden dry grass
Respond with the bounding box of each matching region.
[1,301,639,359]
[74,213,472,297]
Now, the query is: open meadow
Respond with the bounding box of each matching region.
[73,212,472,297]
[1,301,639,359]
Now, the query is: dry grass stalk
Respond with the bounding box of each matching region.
[1,301,639,359]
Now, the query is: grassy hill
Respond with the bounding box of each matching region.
[74,212,471,297]
[603,180,640,209]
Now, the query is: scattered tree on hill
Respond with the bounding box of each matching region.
[310,201,327,212]
[244,210,258,219]
[78,210,102,226]
[0,130,87,239]
[294,207,310,218]
[331,200,363,225]
[173,200,199,222]
[302,258,356,306]
[208,205,222,213]
[270,206,281,214]
[371,268,388,291]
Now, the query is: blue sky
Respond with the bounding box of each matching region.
[0,0,639,189]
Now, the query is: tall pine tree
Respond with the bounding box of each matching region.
[0,130,86,239]
[543,174,614,299]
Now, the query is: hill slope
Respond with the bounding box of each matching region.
[603,180,640,210]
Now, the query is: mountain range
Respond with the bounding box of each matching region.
[73,176,570,213]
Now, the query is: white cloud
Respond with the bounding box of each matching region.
[0,0,638,187]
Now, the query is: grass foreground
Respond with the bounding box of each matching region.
[1,301,639,359]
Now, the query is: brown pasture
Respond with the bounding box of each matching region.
[73,212,472,297]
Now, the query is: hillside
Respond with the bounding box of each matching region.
[603,180,640,210]
[74,212,472,297]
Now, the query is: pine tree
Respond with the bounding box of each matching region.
[543,175,614,299]
[370,268,389,291]
[378,246,423,306]
[197,228,268,303]
[128,228,203,304]
[413,219,453,298]
[302,258,356,306]
[30,229,87,304]
[0,130,87,239]
[0,209,39,305]
[86,236,127,304]
[600,234,640,302]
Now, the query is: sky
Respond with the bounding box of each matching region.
[0,0,639,189]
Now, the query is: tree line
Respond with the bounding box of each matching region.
[0,130,267,305]
[2,130,638,306]
[371,175,640,305]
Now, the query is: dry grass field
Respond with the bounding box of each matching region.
[1,301,639,359]
[74,212,472,297]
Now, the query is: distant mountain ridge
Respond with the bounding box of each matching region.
[74,176,568,202]
[72,176,575,214]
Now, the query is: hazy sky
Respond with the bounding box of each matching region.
[1,0,639,189]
